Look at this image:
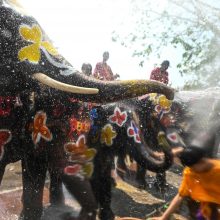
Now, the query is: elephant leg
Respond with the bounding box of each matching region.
[0,162,6,185]
[91,152,114,220]
[48,138,65,206]
[135,164,147,189]
[20,152,47,220]
[62,174,97,220]
[155,172,167,190]
[49,168,64,206]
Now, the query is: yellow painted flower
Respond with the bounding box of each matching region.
[82,162,94,178]
[18,25,58,63]
[101,124,117,146]
[148,93,158,104]
[158,95,172,110]
[149,93,172,111]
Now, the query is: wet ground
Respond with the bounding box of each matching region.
[0,161,187,220]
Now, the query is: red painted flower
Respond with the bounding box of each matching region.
[64,164,82,176]
[167,132,181,144]
[64,135,96,179]
[0,129,12,160]
[68,117,91,140]
[32,111,52,145]
[109,107,127,127]
[127,121,141,143]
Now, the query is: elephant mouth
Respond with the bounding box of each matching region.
[32,73,99,94]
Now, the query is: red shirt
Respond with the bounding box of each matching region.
[93,62,114,81]
[150,67,169,85]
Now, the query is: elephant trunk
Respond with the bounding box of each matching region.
[51,72,174,104]
[132,131,173,173]
[135,144,173,173]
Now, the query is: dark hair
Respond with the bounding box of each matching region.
[161,60,170,67]
[81,63,92,76]
[179,146,205,166]
[103,51,109,55]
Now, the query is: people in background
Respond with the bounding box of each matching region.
[81,63,92,76]
[150,60,170,85]
[150,146,220,220]
[93,51,119,81]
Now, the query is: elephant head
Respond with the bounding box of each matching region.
[136,90,220,159]
[0,0,174,103]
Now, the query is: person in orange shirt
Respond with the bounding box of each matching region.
[150,146,220,220]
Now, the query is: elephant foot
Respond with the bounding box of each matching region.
[153,179,169,192]
[154,173,168,191]
[135,170,146,189]
[135,174,146,189]
[111,176,117,187]
[19,207,43,220]
[99,207,115,220]
[78,208,97,220]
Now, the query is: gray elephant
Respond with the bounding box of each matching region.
[0,1,175,220]
[11,88,174,220]
[134,89,220,190]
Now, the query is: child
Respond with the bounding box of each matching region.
[150,146,220,220]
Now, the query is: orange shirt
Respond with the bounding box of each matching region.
[179,159,220,219]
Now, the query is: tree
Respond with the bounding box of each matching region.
[112,0,220,89]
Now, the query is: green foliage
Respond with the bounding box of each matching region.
[112,0,220,89]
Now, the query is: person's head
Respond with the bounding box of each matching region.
[161,60,170,71]
[102,51,109,63]
[178,146,205,167]
[81,63,92,76]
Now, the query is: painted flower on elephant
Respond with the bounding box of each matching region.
[101,124,117,146]
[0,96,16,116]
[127,121,141,143]
[18,25,58,63]
[0,129,12,160]
[69,117,91,139]
[167,131,184,145]
[147,93,172,120]
[31,111,52,145]
[90,108,98,121]
[109,107,128,127]
[64,135,96,179]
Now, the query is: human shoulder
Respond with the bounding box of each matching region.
[210,159,220,169]
[152,67,160,72]
[95,62,103,67]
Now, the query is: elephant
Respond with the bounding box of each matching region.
[0,1,175,220]
[13,89,174,220]
[132,89,220,190]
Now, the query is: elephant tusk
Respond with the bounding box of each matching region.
[32,73,99,94]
